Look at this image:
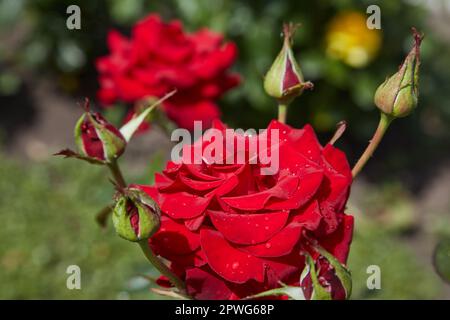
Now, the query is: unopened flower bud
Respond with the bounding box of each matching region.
[112,187,161,242]
[300,244,352,300]
[74,99,126,162]
[374,28,423,118]
[264,23,313,104]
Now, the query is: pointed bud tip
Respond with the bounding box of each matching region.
[411,27,424,46]
[76,97,91,112]
[282,22,301,44]
[411,27,424,61]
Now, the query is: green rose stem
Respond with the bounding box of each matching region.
[351,113,393,178]
[95,160,127,227]
[352,29,423,178]
[108,159,187,294]
[108,159,127,188]
[138,240,186,293]
[278,103,288,123]
[264,24,312,124]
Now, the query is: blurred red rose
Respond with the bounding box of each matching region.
[96,14,240,130]
[137,120,353,299]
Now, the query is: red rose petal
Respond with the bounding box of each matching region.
[208,210,289,245]
[155,173,177,190]
[160,192,211,219]
[200,229,265,283]
[221,175,298,211]
[266,171,323,210]
[319,214,354,264]
[179,173,224,191]
[294,124,323,163]
[291,200,322,231]
[166,100,220,131]
[317,174,351,234]
[206,175,239,197]
[186,267,233,300]
[134,185,160,202]
[264,256,302,288]
[322,144,352,179]
[184,215,205,231]
[183,164,220,181]
[151,216,200,255]
[163,249,207,268]
[163,161,182,177]
[239,224,302,258]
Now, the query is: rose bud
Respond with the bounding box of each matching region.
[300,245,352,300]
[264,23,313,104]
[112,187,161,242]
[374,28,423,118]
[74,99,126,162]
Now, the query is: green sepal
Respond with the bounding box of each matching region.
[244,283,305,300]
[300,253,332,300]
[112,188,161,242]
[54,148,106,165]
[112,197,138,242]
[87,113,126,162]
[74,113,87,156]
[313,244,352,299]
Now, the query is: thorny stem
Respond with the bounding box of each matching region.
[138,240,186,294]
[352,113,394,178]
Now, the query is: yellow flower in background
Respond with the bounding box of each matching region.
[325,11,382,68]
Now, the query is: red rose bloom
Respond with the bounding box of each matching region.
[137,120,353,299]
[96,14,240,130]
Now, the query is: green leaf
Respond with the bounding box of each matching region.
[119,90,176,142]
